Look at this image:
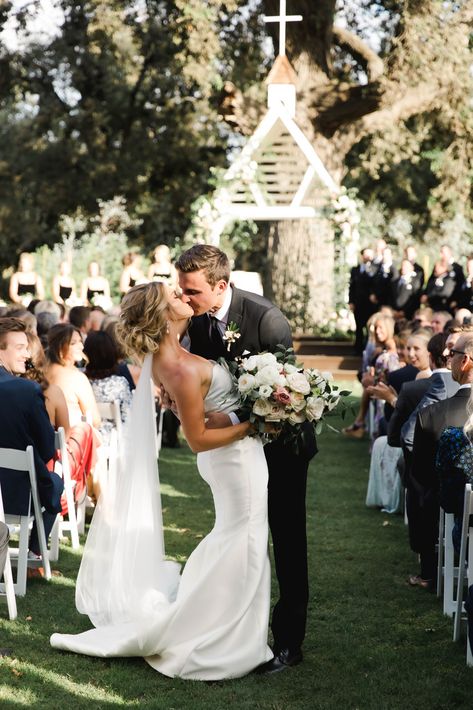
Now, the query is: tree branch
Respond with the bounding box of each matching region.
[331,25,384,82]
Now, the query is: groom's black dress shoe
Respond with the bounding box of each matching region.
[255,648,303,675]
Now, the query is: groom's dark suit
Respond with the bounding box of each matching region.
[188,286,316,653]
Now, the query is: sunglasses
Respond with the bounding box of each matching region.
[448,349,468,358]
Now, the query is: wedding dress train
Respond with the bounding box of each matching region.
[50,357,272,680]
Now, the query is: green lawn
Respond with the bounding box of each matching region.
[1,394,473,709]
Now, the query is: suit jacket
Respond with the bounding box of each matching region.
[188,286,316,458]
[348,263,377,316]
[411,387,471,491]
[0,367,60,515]
[189,286,292,361]
[384,365,418,422]
[390,274,422,318]
[401,371,459,452]
[387,377,431,448]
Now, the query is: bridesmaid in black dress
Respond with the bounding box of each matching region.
[9,252,45,306]
[80,261,111,307]
[52,260,77,306]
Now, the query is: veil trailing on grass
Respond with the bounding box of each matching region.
[75,353,180,627]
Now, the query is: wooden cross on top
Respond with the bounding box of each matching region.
[264,0,302,57]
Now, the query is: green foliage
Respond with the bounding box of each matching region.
[0,1,267,269]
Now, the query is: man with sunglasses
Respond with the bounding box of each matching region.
[409,332,473,588]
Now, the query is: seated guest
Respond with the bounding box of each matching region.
[45,324,101,428]
[343,313,400,438]
[83,331,132,443]
[68,306,91,340]
[387,328,434,450]
[37,312,59,349]
[24,332,91,514]
[430,311,451,334]
[454,307,472,326]
[0,318,63,558]
[101,316,137,390]
[89,306,106,332]
[401,329,466,453]
[5,307,37,335]
[436,408,473,553]
[412,307,433,329]
[366,330,431,512]
[409,332,473,588]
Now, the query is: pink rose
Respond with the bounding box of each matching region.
[273,386,291,405]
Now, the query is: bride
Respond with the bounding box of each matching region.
[50,281,272,680]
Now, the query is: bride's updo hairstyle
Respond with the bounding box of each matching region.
[117,282,169,358]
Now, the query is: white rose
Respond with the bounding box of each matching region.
[258,352,278,368]
[255,365,283,387]
[289,390,306,412]
[253,398,273,417]
[243,355,260,372]
[258,384,273,398]
[286,372,311,395]
[238,373,257,394]
[283,363,298,374]
[288,410,306,425]
[321,371,334,382]
[306,396,325,422]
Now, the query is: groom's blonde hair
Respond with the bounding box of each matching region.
[176,245,230,287]
[117,282,169,358]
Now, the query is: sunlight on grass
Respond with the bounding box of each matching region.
[160,483,192,498]
[4,660,129,704]
[0,684,36,705]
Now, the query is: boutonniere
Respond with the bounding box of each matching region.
[222,321,241,351]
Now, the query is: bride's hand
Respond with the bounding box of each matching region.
[205,411,232,429]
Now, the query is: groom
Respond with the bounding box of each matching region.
[176,245,317,673]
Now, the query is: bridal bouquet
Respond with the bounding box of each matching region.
[225,346,350,448]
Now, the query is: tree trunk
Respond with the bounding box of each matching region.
[266,217,334,333]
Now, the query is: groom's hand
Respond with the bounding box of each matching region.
[205,412,232,429]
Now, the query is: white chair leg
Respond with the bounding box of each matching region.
[443,514,456,617]
[16,516,30,597]
[3,548,17,620]
[454,488,471,642]
[48,517,59,563]
[437,508,445,599]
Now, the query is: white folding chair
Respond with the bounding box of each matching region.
[0,485,17,620]
[49,428,80,561]
[94,400,122,498]
[453,484,473,665]
[437,508,458,616]
[0,446,51,596]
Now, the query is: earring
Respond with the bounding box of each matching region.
[166,321,170,335]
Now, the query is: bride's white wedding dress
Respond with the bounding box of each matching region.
[50,356,272,680]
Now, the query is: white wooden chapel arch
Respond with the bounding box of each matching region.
[207,1,340,246]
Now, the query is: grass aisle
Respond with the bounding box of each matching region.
[1,396,472,708]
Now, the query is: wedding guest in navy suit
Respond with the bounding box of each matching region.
[0,318,63,557]
[177,245,317,674]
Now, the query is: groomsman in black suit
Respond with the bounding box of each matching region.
[391,259,422,320]
[0,318,63,557]
[409,332,473,587]
[348,247,377,355]
[404,245,425,286]
[176,245,317,673]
